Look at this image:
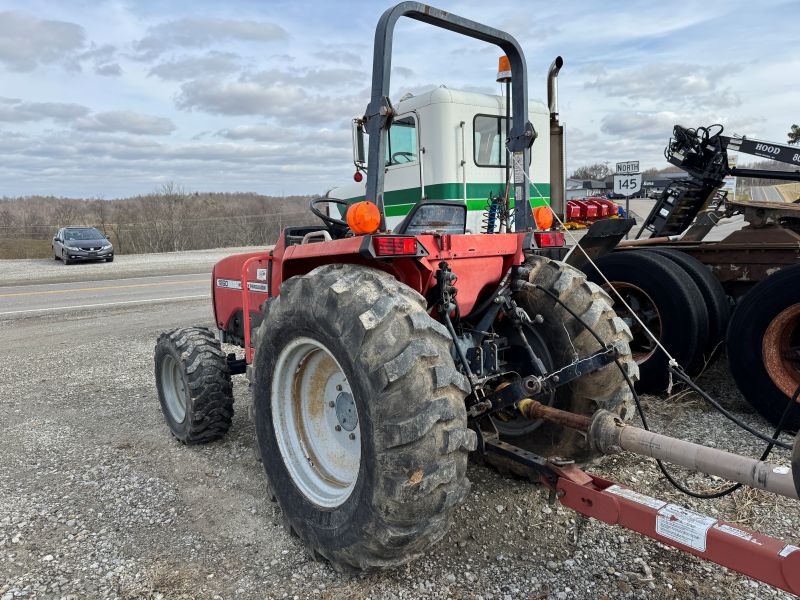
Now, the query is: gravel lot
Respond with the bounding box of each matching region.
[1,258,798,599]
[0,247,265,286]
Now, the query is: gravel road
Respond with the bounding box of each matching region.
[1,259,798,599]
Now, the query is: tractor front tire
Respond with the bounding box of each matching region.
[252,264,474,571]
[501,254,639,465]
[154,326,234,444]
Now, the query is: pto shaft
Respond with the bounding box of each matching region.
[517,400,799,501]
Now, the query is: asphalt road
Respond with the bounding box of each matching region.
[751,185,783,202]
[0,272,211,318]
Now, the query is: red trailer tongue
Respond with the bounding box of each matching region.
[510,398,800,595]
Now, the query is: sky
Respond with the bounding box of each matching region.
[0,0,797,198]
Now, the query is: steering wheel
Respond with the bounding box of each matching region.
[309,196,350,229]
[391,151,414,164]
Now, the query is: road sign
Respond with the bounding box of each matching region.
[614,173,642,197]
[616,161,640,175]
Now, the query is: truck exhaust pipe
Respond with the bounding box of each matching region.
[548,56,566,223]
[547,56,563,117]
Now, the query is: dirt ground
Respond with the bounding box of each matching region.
[1,262,797,599]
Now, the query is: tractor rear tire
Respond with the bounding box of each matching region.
[582,250,709,393]
[727,265,800,429]
[497,254,638,465]
[252,264,474,571]
[646,247,730,369]
[154,326,234,444]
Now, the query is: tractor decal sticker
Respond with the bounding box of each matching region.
[655,504,716,552]
[215,278,269,293]
[713,523,764,546]
[779,544,800,557]
[605,485,667,510]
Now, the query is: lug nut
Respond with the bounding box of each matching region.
[349,433,356,440]
[336,384,342,391]
[335,425,342,431]
[329,401,335,407]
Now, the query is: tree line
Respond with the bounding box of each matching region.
[0,184,314,256]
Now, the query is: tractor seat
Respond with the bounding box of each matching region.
[283,225,334,246]
[394,199,467,235]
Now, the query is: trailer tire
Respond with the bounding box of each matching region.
[728,264,800,428]
[493,254,638,466]
[154,326,234,444]
[646,247,730,369]
[252,264,474,571]
[582,250,709,393]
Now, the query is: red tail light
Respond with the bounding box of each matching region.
[373,236,418,256]
[534,231,565,247]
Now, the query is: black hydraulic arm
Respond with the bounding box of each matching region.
[364,2,537,232]
[724,136,800,169]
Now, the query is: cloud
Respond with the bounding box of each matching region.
[585,63,742,109]
[246,67,366,88]
[311,45,363,67]
[0,97,90,122]
[149,51,241,81]
[74,111,176,135]
[217,123,349,146]
[133,17,288,60]
[0,12,85,72]
[78,43,122,77]
[600,110,766,143]
[95,63,122,77]
[175,77,363,125]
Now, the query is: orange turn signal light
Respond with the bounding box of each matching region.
[346,200,381,234]
[532,205,554,230]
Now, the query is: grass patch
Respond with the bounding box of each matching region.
[776,182,800,203]
[0,238,53,259]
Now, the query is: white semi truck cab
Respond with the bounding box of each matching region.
[329,85,554,234]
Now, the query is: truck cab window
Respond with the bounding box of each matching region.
[385,115,417,166]
[474,114,509,167]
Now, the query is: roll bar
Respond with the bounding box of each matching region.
[364,2,537,231]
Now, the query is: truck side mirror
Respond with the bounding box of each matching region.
[352,119,367,169]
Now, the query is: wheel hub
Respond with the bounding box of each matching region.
[271,337,361,508]
[335,391,358,432]
[763,303,800,397]
[604,281,661,363]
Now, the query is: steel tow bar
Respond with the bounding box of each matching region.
[512,399,800,594]
[551,466,800,596]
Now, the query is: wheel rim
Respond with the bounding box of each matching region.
[603,282,662,363]
[271,337,360,508]
[161,354,187,423]
[762,303,800,397]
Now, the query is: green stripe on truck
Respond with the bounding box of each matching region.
[341,182,551,216]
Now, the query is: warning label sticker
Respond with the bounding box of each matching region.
[779,544,800,558]
[512,152,525,184]
[605,485,667,510]
[656,504,716,552]
[713,523,762,545]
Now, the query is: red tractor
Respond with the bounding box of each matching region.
[154,3,800,593]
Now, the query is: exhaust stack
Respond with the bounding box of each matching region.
[548,57,566,222]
